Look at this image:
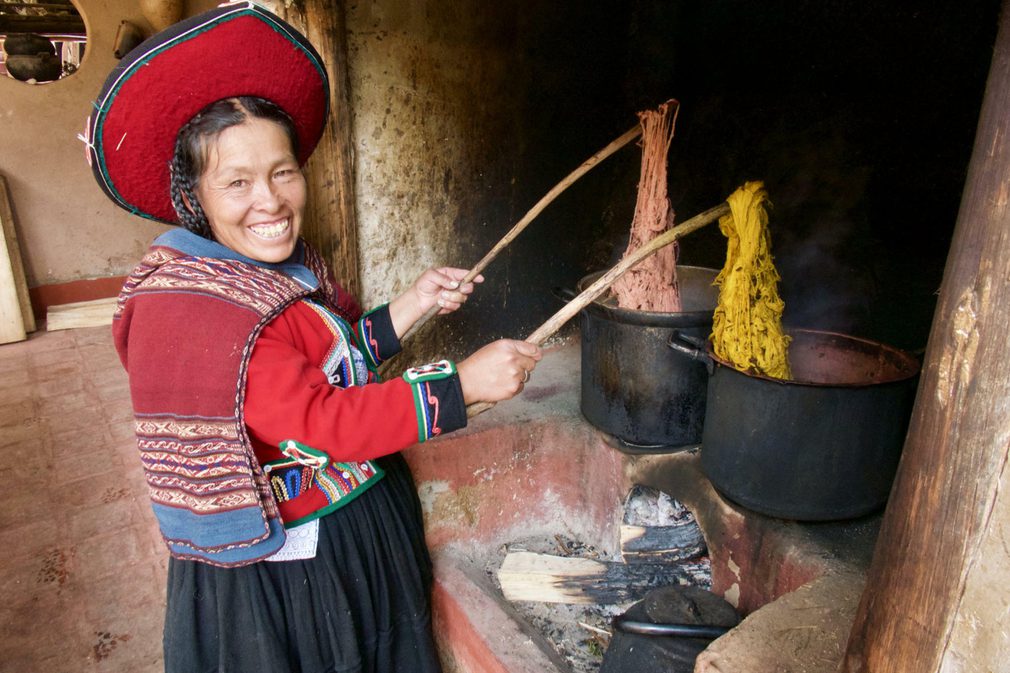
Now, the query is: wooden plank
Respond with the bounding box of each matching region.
[46,297,116,331]
[497,551,708,605]
[0,207,26,344]
[0,175,35,332]
[842,5,1010,672]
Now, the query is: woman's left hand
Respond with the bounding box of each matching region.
[389,267,483,337]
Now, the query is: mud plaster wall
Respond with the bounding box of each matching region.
[344,1,517,359]
[344,1,636,364]
[0,0,170,287]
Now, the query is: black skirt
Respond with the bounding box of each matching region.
[163,454,443,673]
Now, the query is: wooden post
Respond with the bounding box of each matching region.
[841,3,1010,671]
[277,0,361,299]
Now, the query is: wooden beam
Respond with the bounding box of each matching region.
[0,14,84,34]
[277,0,361,299]
[842,3,1010,671]
[0,176,34,332]
[0,3,81,12]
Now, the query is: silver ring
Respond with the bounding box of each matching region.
[522,370,530,383]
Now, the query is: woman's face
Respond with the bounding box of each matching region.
[195,117,306,263]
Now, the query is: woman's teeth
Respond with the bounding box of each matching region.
[250,219,289,239]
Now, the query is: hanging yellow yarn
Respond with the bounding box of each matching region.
[711,181,792,379]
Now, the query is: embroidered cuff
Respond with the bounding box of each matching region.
[354,304,401,370]
[402,360,467,442]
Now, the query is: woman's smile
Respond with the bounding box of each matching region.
[249,217,291,239]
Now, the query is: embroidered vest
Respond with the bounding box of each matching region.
[113,243,358,567]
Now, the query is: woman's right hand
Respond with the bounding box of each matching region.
[457,339,543,405]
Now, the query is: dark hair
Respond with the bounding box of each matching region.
[169,96,300,237]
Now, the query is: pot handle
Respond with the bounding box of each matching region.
[552,286,578,303]
[668,331,714,375]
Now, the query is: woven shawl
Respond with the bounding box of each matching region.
[113,240,359,566]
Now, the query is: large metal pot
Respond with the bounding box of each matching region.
[576,266,719,452]
[670,329,920,520]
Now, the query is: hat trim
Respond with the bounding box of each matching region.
[90,2,328,223]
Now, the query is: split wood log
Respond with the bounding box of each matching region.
[46,297,117,331]
[467,201,731,418]
[498,551,709,606]
[400,124,643,343]
[620,525,705,564]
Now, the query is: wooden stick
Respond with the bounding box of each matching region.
[400,124,643,342]
[466,201,731,418]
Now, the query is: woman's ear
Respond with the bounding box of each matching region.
[180,191,197,215]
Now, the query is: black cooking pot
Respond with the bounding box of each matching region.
[670,329,920,520]
[574,267,719,452]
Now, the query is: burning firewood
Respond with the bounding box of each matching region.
[620,485,706,564]
[498,551,710,605]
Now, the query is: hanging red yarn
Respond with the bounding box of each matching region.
[611,99,682,312]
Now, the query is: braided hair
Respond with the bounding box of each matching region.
[169,96,300,238]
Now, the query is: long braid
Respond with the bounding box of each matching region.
[169,149,212,238]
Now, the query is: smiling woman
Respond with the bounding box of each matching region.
[85,5,542,672]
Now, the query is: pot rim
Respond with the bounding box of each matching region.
[709,328,921,387]
[577,266,719,327]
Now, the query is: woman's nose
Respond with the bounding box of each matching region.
[252,179,281,211]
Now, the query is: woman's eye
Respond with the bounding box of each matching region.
[275,169,296,179]
[228,179,247,188]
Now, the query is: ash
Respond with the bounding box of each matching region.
[624,488,693,527]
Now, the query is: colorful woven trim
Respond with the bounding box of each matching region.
[265,439,384,528]
[302,298,360,387]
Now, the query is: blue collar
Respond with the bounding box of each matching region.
[154,228,320,291]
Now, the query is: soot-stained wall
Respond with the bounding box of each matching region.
[349,0,1000,365]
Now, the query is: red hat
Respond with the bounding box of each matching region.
[84,2,329,224]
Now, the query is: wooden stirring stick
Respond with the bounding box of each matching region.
[400,124,643,342]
